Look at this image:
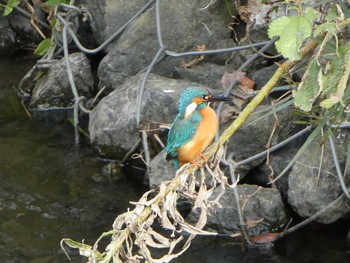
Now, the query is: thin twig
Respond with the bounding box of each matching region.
[228,158,251,245]
[265,100,279,183]
[316,127,325,187]
[24,1,47,39]
[141,130,151,166]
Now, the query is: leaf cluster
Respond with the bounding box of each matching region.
[294,42,350,112]
[0,0,20,16]
[1,0,68,16]
[268,2,350,119]
[0,1,70,55]
[268,7,319,61]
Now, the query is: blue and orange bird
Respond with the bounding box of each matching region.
[166,86,230,168]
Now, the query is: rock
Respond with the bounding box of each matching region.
[241,126,307,192]
[187,184,288,235]
[0,15,21,56]
[30,52,94,109]
[97,0,235,89]
[0,22,18,55]
[88,73,212,157]
[288,130,350,223]
[173,63,239,90]
[249,64,279,90]
[147,150,177,188]
[80,0,150,49]
[224,104,301,177]
[8,9,42,44]
[255,140,304,196]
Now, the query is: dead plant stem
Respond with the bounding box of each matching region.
[101,17,350,259]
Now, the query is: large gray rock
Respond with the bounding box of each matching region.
[147,150,177,188]
[0,24,18,55]
[173,63,239,90]
[187,184,288,235]
[7,8,43,45]
[30,52,94,109]
[288,130,350,223]
[97,0,235,89]
[257,138,305,197]
[224,104,301,177]
[0,14,23,55]
[79,0,150,48]
[88,73,212,157]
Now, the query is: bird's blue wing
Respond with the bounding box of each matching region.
[166,112,202,161]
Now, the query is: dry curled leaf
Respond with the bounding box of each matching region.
[237,0,276,27]
[220,107,238,124]
[245,217,264,228]
[179,45,206,68]
[239,76,255,91]
[220,71,246,90]
[250,232,281,244]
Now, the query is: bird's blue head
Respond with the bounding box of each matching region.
[178,86,210,118]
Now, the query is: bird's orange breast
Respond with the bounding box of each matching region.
[177,106,218,167]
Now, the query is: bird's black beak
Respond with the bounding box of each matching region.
[207,95,231,103]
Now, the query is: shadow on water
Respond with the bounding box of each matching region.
[0,56,349,263]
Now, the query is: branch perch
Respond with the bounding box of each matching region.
[89,39,317,261]
[63,17,350,263]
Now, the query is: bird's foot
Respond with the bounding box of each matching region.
[199,153,208,163]
[190,153,208,167]
[190,160,202,167]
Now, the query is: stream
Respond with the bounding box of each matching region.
[0,56,349,263]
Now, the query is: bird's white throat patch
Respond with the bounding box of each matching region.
[184,102,197,119]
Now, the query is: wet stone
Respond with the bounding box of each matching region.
[30,52,94,110]
[187,184,288,236]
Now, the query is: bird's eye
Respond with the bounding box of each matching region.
[202,95,209,100]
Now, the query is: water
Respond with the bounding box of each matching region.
[0,57,141,262]
[0,56,349,263]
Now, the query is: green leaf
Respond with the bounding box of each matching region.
[45,0,70,7]
[2,0,20,16]
[319,94,340,109]
[344,135,350,175]
[325,8,339,22]
[268,16,291,40]
[339,1,350,20]
[335,44,350,100]
[293,59,321,111]
[269,16,312,61]
[45,0,61,7]
[313,22,337,37]
[320,42,350,109]
[281,16,312,61]
[322,58,344,96]
[304,7,319,25]
[34,38,53,55]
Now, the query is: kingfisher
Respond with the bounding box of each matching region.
[166,86,230,168]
